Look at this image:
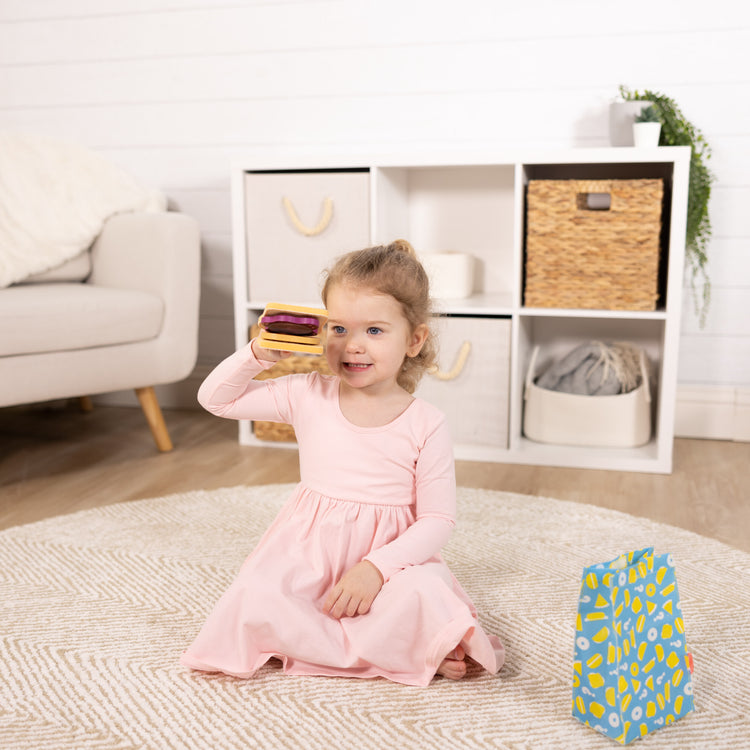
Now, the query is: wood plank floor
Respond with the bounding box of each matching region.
[1,402,749,553]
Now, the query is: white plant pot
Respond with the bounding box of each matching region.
[609,100,653,146]
[633,122,662,148]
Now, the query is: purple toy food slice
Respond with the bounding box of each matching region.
[261,313,320,336]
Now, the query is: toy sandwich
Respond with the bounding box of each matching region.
[257,303,328,355]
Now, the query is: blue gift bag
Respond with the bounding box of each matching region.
[572,548,694,744]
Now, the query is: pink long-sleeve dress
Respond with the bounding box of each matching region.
[180,342,504,686]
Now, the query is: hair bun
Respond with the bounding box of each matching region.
[388,238,416,258]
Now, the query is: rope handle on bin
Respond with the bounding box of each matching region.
[282,196,334,237]
[524,346,540,399]
[427,341,471,381]
[639,349,651,403]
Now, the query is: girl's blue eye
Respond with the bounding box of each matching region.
[367,327,382,335]
[331,325,345,335]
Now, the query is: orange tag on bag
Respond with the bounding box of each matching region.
[686,652,694,673]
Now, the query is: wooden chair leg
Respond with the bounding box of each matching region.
[135,386,174,452]
[78,396,94,412]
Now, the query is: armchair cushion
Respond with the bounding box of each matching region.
[0,284,163,356]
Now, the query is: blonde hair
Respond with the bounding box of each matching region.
[321,239,437,393]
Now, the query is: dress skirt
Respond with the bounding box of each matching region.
[180,485,504,687]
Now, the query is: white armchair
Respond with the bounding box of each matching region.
[0,211,201,451]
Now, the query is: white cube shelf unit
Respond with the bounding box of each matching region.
[231,147,690,473]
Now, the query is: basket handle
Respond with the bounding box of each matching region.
[282,196,334,237]
[639,349,651,403]
[524,346,540,399]
[576,191,612,211]
[427,341,471,381]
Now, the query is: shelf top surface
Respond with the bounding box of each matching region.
[233,146,691,174]
[246,299,668,320]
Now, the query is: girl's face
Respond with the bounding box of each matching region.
[325,283,427,395]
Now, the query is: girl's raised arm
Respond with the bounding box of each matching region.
[197,339,289,422]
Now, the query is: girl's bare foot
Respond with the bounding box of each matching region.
[437,645,467,680]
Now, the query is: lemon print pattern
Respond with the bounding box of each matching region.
[572,547,694,745]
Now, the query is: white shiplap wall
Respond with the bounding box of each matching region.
[1,0,748,437]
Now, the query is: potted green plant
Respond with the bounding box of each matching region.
[618,86,715,325]
[633,105,661,147]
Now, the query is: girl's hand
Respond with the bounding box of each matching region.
[323,561,384,619]
[251,338,292,362]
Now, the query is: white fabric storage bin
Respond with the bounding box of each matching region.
[523,346,652,447]
[416,315,511,448]
[244,170,370,303]
[419,252,476,299]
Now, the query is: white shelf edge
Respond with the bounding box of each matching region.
[246,301,669,321]
[519,307,668,321]
[450,438,670,474]
[508,437,669,473]
[433,294,514,316]
[230,146,691,174]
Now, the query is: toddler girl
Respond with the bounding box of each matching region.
[180,240,504,686]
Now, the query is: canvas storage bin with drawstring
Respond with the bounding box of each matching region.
[523,341,652,448]
[243,169,371,304]
[415,315,511,449]
[524,179,664,311]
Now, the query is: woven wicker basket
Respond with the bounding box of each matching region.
[524,179,664,311]
[251,326,331,442]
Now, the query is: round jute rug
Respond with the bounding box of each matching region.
[1,484,748,749]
